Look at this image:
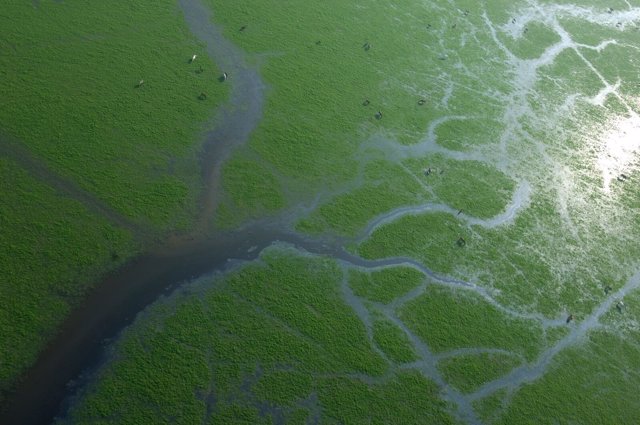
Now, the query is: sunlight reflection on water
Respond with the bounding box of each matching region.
[597,112,640,192]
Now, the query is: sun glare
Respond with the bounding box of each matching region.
[596,112,640,192]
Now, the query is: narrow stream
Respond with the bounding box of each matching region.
[177,0,267,236]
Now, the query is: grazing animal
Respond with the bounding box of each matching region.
[566,314,574,324]
[136,79,144,88]
[190,54,197,63]
[239,25,247,31]
[375,111,383,119]
[362,99,370,106]
[222,72,228,81]
[418,99,426,105]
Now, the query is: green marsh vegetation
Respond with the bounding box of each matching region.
[316,371,457,425]
[348,266,424,304]
[206,0,524,236]
[402,155,517,219]
[65,0,640,422]
[218,154,285,221]
[497,330,640,424]
[0,1,227,226]
[59,248,457,424]
[212,0,640,421]
[399,285,544,360]
[356,192,630,317]
[499,21,562,60]
[434,118,502,152]
[210,0,515,227]
[297,154,516,237]
[295,159,429,237]
[357,212,469,275]
[371,314,420,364]
[438,353,523,394]
[0,158,136,400]
[7,0,640,423]
[472,389,508,424]
[0,0,227,403]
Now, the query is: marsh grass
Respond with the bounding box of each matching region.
[498,331,640,424]
[218,155,285,224]
[358,212,468,275]
[499,21,562,60]
[357,187,624,317]
[210,0,515,224]
[317,371,457,424]
[372,316,420,364]
[0,0,227,228]
[348,267,424,304]
[296,159,429,236]
[0,158,137,400]
[0,0,229,398]
[252,370,313,407]
[438,353,522,393]
[399,285,544,360]
[60,248,457,423]
[13,0,640,422]
[403,154,517,219]
[473,389,508,424]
